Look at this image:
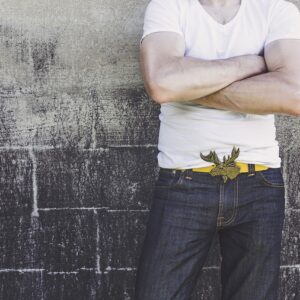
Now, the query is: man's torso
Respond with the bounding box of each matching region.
[157,0,282,169]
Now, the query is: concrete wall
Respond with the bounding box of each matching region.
[0,0,299,299]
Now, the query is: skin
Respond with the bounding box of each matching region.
[188,39,300,115]
[139,0,300,116]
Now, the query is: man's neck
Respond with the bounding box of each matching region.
[199,0,241,7]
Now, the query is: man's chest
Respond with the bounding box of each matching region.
[198,0,242,25]
[182,2,268,59]
[184,26,267,59]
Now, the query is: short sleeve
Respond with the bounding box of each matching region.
[264,0,300,47]
[140,0,184,45]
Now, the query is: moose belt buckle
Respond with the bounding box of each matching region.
[200,146,241,183]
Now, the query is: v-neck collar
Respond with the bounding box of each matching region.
[195,0,245,29]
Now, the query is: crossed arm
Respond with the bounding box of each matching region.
[188,40,300,115]
[140,32,300,116]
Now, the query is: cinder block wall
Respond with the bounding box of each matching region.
[0,1,299,299]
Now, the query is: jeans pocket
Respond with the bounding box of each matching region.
[155,168,178,188]
[257,167,285,188]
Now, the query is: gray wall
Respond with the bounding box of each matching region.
[0,0,299,299]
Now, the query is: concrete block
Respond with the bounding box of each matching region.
[36,147,158,209]
[0,149,32,216]
[39,210,97,272]
[281,209,300,266]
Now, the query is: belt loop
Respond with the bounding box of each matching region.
[185,168,193,180]
[248,163,255,176]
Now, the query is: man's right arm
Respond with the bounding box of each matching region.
[140,31,267,104]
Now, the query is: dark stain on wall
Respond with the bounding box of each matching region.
[31,40,57,79]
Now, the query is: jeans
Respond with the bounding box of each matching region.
[134,165,285,300]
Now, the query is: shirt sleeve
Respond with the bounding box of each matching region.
[140,0,184,45]
[264,0,300,47]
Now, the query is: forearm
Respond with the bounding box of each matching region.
[153,54,266,103]
[188,70,299,116]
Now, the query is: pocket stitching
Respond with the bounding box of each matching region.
[155,170,186,189]
[257,169,285,187]
[155,170,177,188]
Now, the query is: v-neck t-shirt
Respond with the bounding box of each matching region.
[140,0,300,169]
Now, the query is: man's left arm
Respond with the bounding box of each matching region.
[189,39,300,116]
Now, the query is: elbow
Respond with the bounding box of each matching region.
[278,75,300,116]
[150,89,172,104]
[146,78,173,104]
[287,87,300,116]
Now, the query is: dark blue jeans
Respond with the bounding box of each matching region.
[134,166,285,300]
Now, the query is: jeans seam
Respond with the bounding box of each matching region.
[217,182,224,227]
[174,170,186,186]
[222,177,239,226]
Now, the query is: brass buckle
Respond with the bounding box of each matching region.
[200,146,241,183]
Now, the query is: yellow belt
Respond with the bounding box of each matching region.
[175,161,269,173]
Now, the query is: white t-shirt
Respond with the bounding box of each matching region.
[140,0,300,169]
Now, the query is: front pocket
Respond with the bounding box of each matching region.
[257,168,285,188]
[155,169,194,189]
[155,169,178,188]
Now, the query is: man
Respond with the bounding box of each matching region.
[134,0,300,299]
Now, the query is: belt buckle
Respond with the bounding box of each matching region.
[200,146,241,183]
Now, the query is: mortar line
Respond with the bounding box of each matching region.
[29,147,39,217]
[38,207,149,212]
[0,144,157,151]
[95,209,101,274]
[90,90,97,150]
[0,264,298,274]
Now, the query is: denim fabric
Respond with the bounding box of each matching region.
[134,166,285,300]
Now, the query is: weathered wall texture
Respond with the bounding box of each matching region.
[0,0,299,299]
